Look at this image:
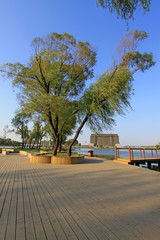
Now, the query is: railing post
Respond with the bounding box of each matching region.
[128,146,131,162]
[132,148,134,160]
[140,149,142,158]
[143,149,146,160]
[115,146,117,160]
[151,149,153,158]
[156,149,158,159]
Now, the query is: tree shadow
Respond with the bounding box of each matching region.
[84,158,103,164]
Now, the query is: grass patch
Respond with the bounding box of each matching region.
[39,153,81,157]
[14,148,20,153]
[14,148,41,153]
[21,148,41,152]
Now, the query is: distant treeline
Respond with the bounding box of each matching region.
[0,138,21,146]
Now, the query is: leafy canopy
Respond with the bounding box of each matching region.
[1,33,96,154]
[96,0,151,20]
[79,30,155,132]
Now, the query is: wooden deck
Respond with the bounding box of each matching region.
[1,154,160,240]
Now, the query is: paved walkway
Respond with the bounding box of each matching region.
[0,154,160,240]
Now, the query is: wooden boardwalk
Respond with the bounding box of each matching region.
[0,154,160,240]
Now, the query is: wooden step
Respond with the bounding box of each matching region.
[113,159,129,165]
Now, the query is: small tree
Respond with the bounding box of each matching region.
[2,125,9,139]
[11,112,29,149]
[31,120,46,149]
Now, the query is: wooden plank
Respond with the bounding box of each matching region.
[16,163,25,240]
[23,165,47,240]
[21,166,37,240]
[26,166,58,240]
[5,162,18,240]
[0,159,15,240]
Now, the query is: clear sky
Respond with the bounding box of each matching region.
[0,0,159,146]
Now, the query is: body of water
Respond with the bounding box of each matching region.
[73,147,160,158]
[0,146,15,149]
[72,148,115,156]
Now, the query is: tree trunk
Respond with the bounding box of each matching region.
[36,139,39,149]
[39,139,42,149]
[48,111,59,155]
[29,139,32,148]
[32,139,36,149]
[21,122,24,149]
[67,115,89,156]
[59,135,62,152]
[52,137,59,156]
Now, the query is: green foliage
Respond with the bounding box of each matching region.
[70,30,155,142]
[96,0,151,20]
[98,145,103,148]
[20,148,41,152]
[120,52,155,73]
[65,139,78,146]
[155,145,160,149]
[81,67,133,132]
[117,31,155,72]
[31,120,46,145]
[0,138,21,146]
[1,30,154,155]
[11,112,29,148]
[2,32,96,155]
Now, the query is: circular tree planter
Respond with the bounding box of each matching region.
[51,155,84,164]
[30,155,51,164]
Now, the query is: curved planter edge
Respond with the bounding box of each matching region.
[30,155,51,164]
[51,155,84,164]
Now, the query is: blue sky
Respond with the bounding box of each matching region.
[0,0,159,146]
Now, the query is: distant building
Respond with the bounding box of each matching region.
[90,134,119,147]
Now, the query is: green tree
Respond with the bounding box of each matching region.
[1,31,154,156]
[31,120,46,149]
[65,139,78,146]
[58,115,77,152]
[11,112,29,149]
[2,33,96,155]
[2,125,10,139]
[66,30,155,155]
[96,0,151,20]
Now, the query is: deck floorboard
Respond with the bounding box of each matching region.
[0,154,160,240]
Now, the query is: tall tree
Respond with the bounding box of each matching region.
[2,33,96,155]
[67,30,155,155]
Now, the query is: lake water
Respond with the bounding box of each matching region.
[72,147,160,158]
[0,146,15,149]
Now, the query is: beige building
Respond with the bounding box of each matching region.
[90,134,119,147]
